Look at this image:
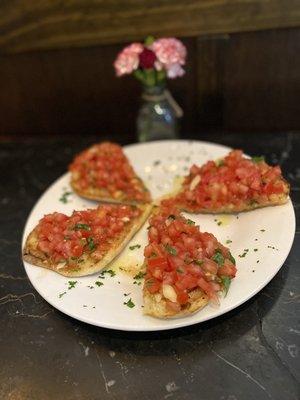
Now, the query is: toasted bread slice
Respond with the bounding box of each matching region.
[143,287,208,318]
[23,203,152,277]
[142,205,237,318]
[171,191,289,214]
[69,142,151,204]
[162,150,289,213]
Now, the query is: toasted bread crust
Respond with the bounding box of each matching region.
[177,189,289,214]
[23,204,152,277]
[71,175,151,205]
[162,178,289,214]
[143,287,208,318]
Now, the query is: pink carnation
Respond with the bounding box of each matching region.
[114,43,143,76]
[151,38,186,78]
[166,63,185,79]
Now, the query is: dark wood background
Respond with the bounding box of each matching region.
[0,1,300,141]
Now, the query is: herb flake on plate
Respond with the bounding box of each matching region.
[129,244,141,250]
[68,281,78,290]
[59,191,72,204]
[124,298,135,308]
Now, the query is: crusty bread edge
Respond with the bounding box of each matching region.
[70,178,152,205]
[176,192,289,214]
[157,179,290,214]
[23,203,153,277]
[143,287,209,319]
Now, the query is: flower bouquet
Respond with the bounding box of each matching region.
[114,36,187,141]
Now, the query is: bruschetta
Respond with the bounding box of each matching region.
[69,142,152,204]
[142,206,237,318]
[23,203,152,277]
[162,150,289,213]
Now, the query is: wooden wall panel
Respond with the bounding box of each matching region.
[0,28,299,139]
[0,1,299,54]
[223,28,300,132]
[0,38,196,139]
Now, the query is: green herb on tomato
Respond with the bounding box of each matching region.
[74,223,91,231]
[87,237,96,251]
[165,244,177,256]
[212,249,224,265]
[221,276,231,296]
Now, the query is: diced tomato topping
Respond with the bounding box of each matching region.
[217,260,237,278]
[69,142,151,203]
[166,150,288,211]
[35,205,141,268]
[144,206,237,310]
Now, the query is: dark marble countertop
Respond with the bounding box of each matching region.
[0,132,299,400]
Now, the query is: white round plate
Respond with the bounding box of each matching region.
[22,140,295,331]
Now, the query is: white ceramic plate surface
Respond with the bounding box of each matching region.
[22,140,295,331]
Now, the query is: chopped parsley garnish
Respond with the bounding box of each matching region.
[254,248,258,252]
[68,281,78,290]
[221,276,231,296]
[212,249,224,265]
[176,268,184,274]
[165,244,177,256]
[252,156,265,163]
[216,159,225,167]
[217,221,222,226]
[129,244,141,250]
[123,298,135,308]
[194,260,203,266]
[267,245,278,250]
[239,249,249,258]
[186,219,195,225]
[95,281,103,287]
[249,199,258,205]
[59,191,72,204]
[226,240,232,244]
[145,278,154,288]
[168,214,176,220]
[59,291,66,298]
[87,237,96,251]
[74,223,91,231]
[229,253,236,265]
[133,271,146,280]
[260,229,265,232]
[123,292,131,297]
[100,269,116,278]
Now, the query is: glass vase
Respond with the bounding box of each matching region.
[136,85,181,142]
